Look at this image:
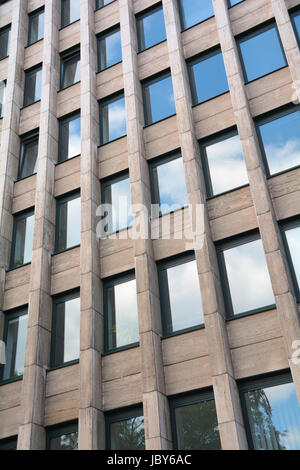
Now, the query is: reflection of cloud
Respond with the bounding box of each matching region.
[67,197,81,247]
[265,139,300,174]
[265,383,295,405]
[157,157,188,209]
[64,298,80,362]
[108,99,126,141]
[111,178,132,231]
[283,426,300,450]
[68,118,81,158]
[285,227,300,287]
[115,280,139,347]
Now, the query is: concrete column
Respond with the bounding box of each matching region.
[79,0,105,450]
[17,0,59,450]
[119,0,172,450]
[162,0,248,450]
[213,0,300,402]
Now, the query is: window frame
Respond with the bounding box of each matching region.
[23,63,42,108]
[0,78,6,119]
[0,24,11,61]
[18,129,39,180]
[27,6,44,47]
[54,189,81,254]
[99,91,126,146]
[10,208,35,269]
[142,69,176,126]
[216,230,276,320]
[136,2,166,53]
[177,0,214,32]
[105,404,144,450]
[46,420,78,450]
[60,45,81,91]
[97,25,122,73]
[58,110,81,163]
[280,217,300,302]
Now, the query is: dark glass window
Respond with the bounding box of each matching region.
[51,291,80,367]
[104,273,139,352]
[24,65,42,107]
[106,407,145,450]
[28,8,44,46]
[55,192,81,253]
[46,422,78,450]
[10,209,34,268]
[150,152,188,216]
[238,24,287,83]
[217,232,275,318]
[200,130,248,197]
[170,390,221,450]
[99,93,126,145]
[142,72,175,125]
[97,27,122,72]
[101,172,132,235]
[178,0,214,31]
[58,112,81,162]
[0,25,10,60]
[137,5,166,52]
[240,373,300,450]
[228,0,243,6]
[0,79,6,118]
[61,0,80,28]
[0,436,17,450]
[282,220,300,299]
[189,50,229,105]
[18,130,39,179]
[257,107,300,176]
[60,47,80,89]
[96,0,115,8]
[0,308,28,382]
[158,254,204,336]
[292,11,300,45]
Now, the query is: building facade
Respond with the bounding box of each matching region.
[0,0,300,450]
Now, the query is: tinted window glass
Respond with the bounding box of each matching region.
[98,28,122,71]
[61,0,80,28]
[96,0,115,8]
[0,80,6,118]
[0,437,17,450]
[178,0,214,30]
[143,73,175,125]
[0,25,10,60]
[24,66,42,106]
[48,425,78,450]
[61,50,80,89]
[257,109,300,176]
[228,0,243,6]
[56,194,81,252]
[11,211,34,268]
[292,12,300,44]
[19,133,39,179]
[137,6,166,51]
[284,224,300,295]
[108,410,145,450]
[2,309,28,381]
[59,113,81,162]
[28,9,44,45]
[238,25,286,83]
[102,174,132,234]
[100,94,126,145]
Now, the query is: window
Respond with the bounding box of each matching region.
[0,437,17,450]
[137,4,166,52]
[217,232,275,318]
[237,24,287,83]
[0,308,28,383]
[46,422,78,450]
[24,65,42,107]
[0,25,10,60]
[188,49,229,105]
[104,272,139,353]
[51,290,80,368]
[55,192,81,253]
[0,79,6,118]
[291,11,300,46]
[256,107,300,177]
[106,406,145,450]
[28,8,44,46]
[142,72,175,126]
[10,209,34,268]
[58,112,81,162]
[97,27,122,72]
[99,93,126,145]
[150,152,188,215]
[200,130,248,197]
[178,0,214,31]
[96,0,115,9]
[281,219,300,299]
[61,0,80,28]
[158,254,204,336]
[240,373,300,450]
[170,390,221,450]
[60,46,80,89]
[18,130,39,179]
[228,0,243,6]
[101,172,132,235]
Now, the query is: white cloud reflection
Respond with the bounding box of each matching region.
[265,139,300,175]
[114,279,139,347]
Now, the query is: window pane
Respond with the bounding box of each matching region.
[56,195,81,251]
[61,0,80,27]
[178,0,214,30]
[244,381,300,450]
[143,74,175,125]
[0,26,10,60]
[190,51,229,105]
[285,225,300,293]
[3,312,28,381]
[50,432,78,450]
[12,213,34,267]
[174,399,221,450]
[0,80,6,118]
[293,13,300,43]
[59,114,81,161]
[100,95,126,144]
[103,176,132,234]
[28,10,44,45]
[164,259,204,334]
[258,109,300,176]
[61,53,80,89]
[229,0,243,6]
[204,134,248,196]
[98,29,122,71]
[110,415,145,450]
[53,295,80,366]
[107,278,139,350]
[153,156,188,214]
[137,6,166,51]
[97,0,115,8]
[223,238,275,315]
[24,67,42,106]
[239,26,286,83]
[19,135,39,179]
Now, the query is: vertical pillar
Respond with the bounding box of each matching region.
[119,0,172,450]
[162,0,248,449]
[79,0,105,450]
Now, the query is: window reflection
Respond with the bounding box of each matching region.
[178,0,214,30]
[0,80,6,118]
[59,113,81,162]
[143,73,175,125]
[61,0,80,28]
[284,224,300,295]
[24,66,42,106]
[98,28,122,71]
[11,211,34,268]
[61,50,80,89]
[102,173,132,234]
[110,415,145,450]
[100,94,126,144]
[0,25,10,60]
[19,132,39,179]
[137,5,166,51]
[28,9,44,46]
[228,0,243,6]
[2,309,28,381]
[292,12,300,44]
[56,194,81,252]
[96,0,115,8]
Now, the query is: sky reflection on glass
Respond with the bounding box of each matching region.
[138,7,166,51]
[113,279,139,349]
[285,226,300,293]
[3,313,28,380]
[101,95,126,144]
[111,177,132,232]
[63,297,80,363]
[179,0,214,30]
[99,29,122,70]
[155,156,188,213]
[144,75,175,125]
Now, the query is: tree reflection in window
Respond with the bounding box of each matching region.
[110,415,145,450]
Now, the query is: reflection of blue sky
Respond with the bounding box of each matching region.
[285,226,300,290]
[294,13,300,40]
[67,197,81,248]
[205,134,248,195]
[103,29,122,68]
[157,157,188,211]
[68,0,80,23]
[24,214,34,264]
[192,52,229,104]
[180,0,214,29]
[141,7,166,49]
[239,27,286,82]
[68,116,81,158]
[35,68,42,101]
[114,279,139,348]
[229,0,243,5]
[167,260,204,332]
[147,75,175,124]
[259,111,300,175]
[107,96,126,142]
[224,239,275,315]
[111,177,132,231]
[63,297,80,363]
